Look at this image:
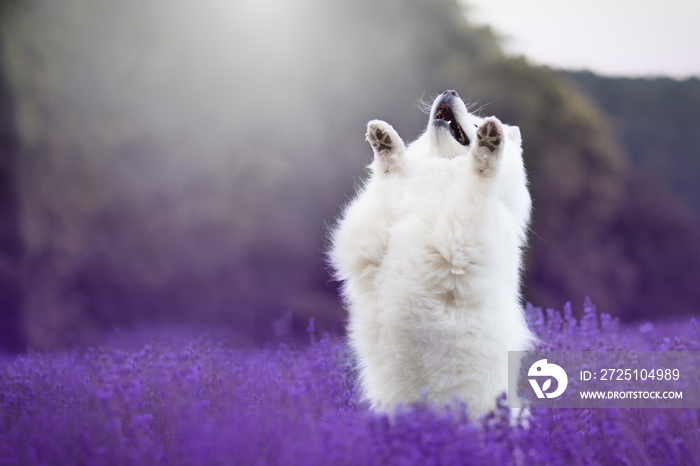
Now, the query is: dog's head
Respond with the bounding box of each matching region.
[427,90,481,158]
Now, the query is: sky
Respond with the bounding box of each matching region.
[462,0,700,79]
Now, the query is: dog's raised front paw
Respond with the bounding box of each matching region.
[472,117,505,176]
[366,120,405,174]
[476,118,503,151]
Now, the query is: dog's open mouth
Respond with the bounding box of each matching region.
[434,104,469,146]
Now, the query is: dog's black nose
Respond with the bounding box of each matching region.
[443,90,459,98]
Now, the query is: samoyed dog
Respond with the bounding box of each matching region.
[330,90,536,415]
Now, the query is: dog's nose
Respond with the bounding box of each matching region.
[443,90,459,98]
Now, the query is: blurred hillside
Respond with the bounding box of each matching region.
[0,0,698,350]
[566,72,700,215]
[564,72,700,321]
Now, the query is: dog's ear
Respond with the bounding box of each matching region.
[506,125,521,144]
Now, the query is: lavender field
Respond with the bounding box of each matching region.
[2,301,699,465]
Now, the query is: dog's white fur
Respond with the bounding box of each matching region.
[330,91,535,415]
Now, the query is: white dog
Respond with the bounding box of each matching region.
[330,90,536,415]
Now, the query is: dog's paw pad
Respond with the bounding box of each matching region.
[477,118,503,151]
[366,122,394,153]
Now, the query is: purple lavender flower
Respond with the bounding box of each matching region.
[1,301,698,464]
